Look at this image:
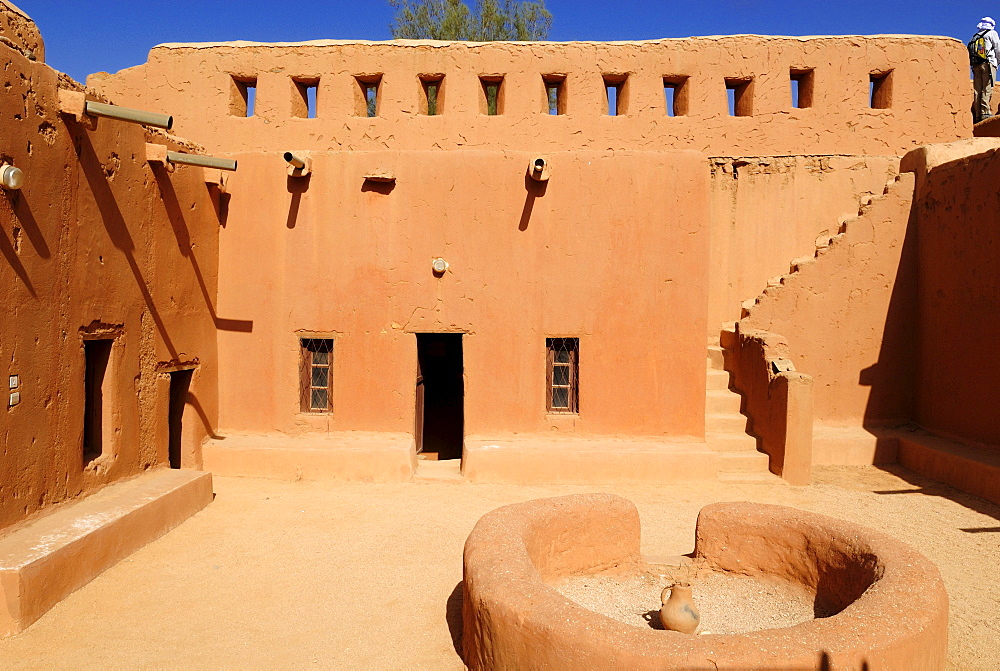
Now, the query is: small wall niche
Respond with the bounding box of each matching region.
[869,70,893,109]
[293,77,319,118]
[480,76,505,115]
[543,74,566,115]
[230,76,257,117]
[663,76,689,116]
[420,75,444,116]
[83,338,114,465]
[355,74,383,117]
[725,77,754,117]
[603,74,628,116]
[790,69,814,109]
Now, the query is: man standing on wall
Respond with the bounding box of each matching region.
[970,17,1000,123]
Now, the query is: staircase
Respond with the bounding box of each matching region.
[705,339,777,482]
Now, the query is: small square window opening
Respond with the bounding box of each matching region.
[546,337,579,413]
[603,74,628,116]
[355,75,382,117]
[421,76,444,116]
[663,76,689,116]
[543,75,566,115]
[480,76,504,115]
[725,78,754,116]
[230,76,257,117]
[869,70,893,109]
[300,338,334,413]
[293,78,319,118]
[790,69,814,109]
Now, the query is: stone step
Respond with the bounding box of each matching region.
[413,459,465,484]
[716,470,784,484]
[706,345,726,371]
[705,389,742,414]
[706,369,730,390]
[705,431,758,452]
[0,469,213,637]
[716,450,770,473]
[706,412,748,434]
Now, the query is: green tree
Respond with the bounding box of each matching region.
[389,0,552,41]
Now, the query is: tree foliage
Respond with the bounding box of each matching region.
[389,0,552,41]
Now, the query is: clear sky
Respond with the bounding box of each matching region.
[13,0,989,83]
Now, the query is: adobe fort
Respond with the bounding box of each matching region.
[1,1,998,666]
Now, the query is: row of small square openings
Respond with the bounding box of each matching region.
[228,69,895,118]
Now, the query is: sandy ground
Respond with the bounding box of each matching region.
[0,465,997,670]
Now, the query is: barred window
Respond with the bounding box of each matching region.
[300,338,333,413]
[546,337,579,413]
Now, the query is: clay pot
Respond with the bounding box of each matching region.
[660,582,700,634]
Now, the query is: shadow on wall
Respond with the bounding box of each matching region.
[859,189,919,459]
[152,165,253,334]
[73,121,181,360]
[519,173,548,231]
[286,174,310,229]
[0,192,36,296]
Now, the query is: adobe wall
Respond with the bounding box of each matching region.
[708,155,898,334]
[909,140,1000,447]
[0,2,43,62]
[215,150,709,438]
[90,36,970,157]
[0,44,220,531]
[739,172,918,431]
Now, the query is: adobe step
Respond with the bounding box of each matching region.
[706,369,730,391]
[716,470,785,484]
[705,389,742,414]
[412,459,465,484]
[705,431,758,452]
[706,345,726,371]
[706,412,748,434]
[716,450,770,474]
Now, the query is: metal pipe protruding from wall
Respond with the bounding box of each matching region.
[284,152,306,170]
[166,151,238,172]
[1,165,24,190]
[84,101,173,130]
[284,151,312,177]
[527,156,550,182]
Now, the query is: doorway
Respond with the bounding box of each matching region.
[415,333,464,460]
[168,369,193,469]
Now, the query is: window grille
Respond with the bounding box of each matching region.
[546,337,579,413]
[300,338,333,413]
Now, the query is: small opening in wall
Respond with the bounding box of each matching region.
[663,76,689,116]
[231,76,257,117]
[543,75,566,115]
[83,339,114,464]
[546,337,579,413]
[355,75,382,117]
[725,78,754,116]
[293,78,319,118]
[480,76,504,115]
[603,74,627,116]
[869,70,893,109]
[300,338,334,413]
[168,369,193,469]
[790,69,814,109]
[421,75,444,116]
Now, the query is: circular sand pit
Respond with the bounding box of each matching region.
[462,494,948,670]
[556,569,827,635]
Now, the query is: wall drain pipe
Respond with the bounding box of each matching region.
[166,151,237,172]
[84,101,173,130]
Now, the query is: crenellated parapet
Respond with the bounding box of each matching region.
[90,35,970,157]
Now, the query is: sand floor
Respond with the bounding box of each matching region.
[0,465,997,669]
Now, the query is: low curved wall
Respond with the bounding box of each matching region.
[463,494,948,670]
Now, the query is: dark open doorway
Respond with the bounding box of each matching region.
[168,369,193,469]
[415,333,464,460]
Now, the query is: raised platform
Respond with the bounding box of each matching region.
[462,435,772,485]
[202,432,416,482]
[0,468,212,637]
[812,424,899,465]
[897,428,1000,507]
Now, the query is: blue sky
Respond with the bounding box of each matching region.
[14,0,988,83]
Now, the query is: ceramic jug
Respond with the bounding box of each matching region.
[660,582,700,634]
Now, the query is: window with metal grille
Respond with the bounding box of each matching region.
[300,338,333,413]
[546,338,579,413]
